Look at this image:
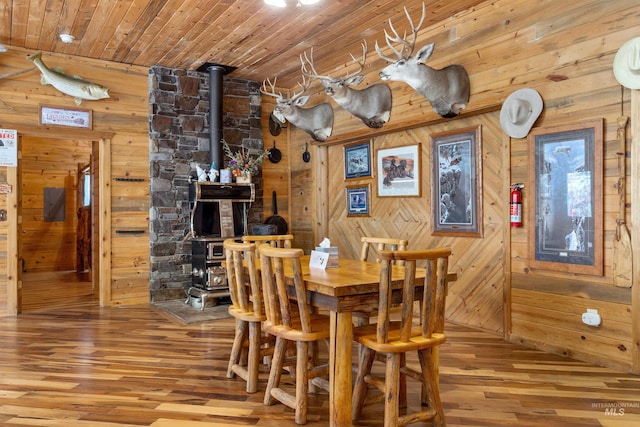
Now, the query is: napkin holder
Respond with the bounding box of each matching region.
[315,246,338,268]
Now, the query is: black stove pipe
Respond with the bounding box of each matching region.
[208,65,225,170]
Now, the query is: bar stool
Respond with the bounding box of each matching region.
[352,248,452,427]
[223,239,271,394]
[355,236,409,326]
[258,244,330,425]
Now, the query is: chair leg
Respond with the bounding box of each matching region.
[295,340,309,425]
[384,353,401,427]
[355,314,370,362]
[308,341,318,394]
[399,352,407,408]
[352,346,375,421]
[419,348,445,426]
[264,336,287,406]
[246,321,261,393]
[227,319,248,378]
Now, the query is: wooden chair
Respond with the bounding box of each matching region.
[360,236,409,266]
[352,248,452,427]
[258,244,330,425]
[223,239,270,394]
[242,234,294,254]
[355,236,410,326]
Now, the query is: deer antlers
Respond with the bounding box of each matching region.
[261,73,311,102]
[260,77,284,100]
[375,2,426,62]
[301,41,368,81]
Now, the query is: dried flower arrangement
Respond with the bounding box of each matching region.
[223,140,270,177]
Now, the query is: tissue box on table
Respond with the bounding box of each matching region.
[315,246,338,268]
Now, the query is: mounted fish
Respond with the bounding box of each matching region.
[300,42,392,129]
[375,2,470,118]
[27,51,109,105]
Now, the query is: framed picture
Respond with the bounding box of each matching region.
[431,126,482,237]
[344,140,372,180]
[528,120,603,275]
[376,143,421,197]
[39,104,93,129]
[346,184,370,217]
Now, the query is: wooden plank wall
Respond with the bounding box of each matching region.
[281,0,639,373]
[260,96,293,242]
[0,46,149,312]
[20,136,91,272]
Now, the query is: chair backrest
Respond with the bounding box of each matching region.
[258,244,314,334]
[243,234,294,258]
[243,234,294,248]
[360,236,409,266]
[375,248,451,344]
[223,239,263,316]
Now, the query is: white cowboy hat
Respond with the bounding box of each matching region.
[499,88,543,138]
[613,37,640,89]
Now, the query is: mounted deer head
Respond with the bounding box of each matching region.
[301,42,392,129]
[375,2,470,118]
[260,75,334,142]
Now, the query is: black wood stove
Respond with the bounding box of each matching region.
[186,181,254,309]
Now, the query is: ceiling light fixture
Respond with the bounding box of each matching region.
[59,33,75,43]
[0,45,7,53]
[264,0,286,7]
[264,0,321,7]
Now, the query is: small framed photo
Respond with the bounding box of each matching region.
[39,104,93,129]
[528,120,603,275]
[346,184,370,217]
[344,140,372,180]
[431,126,483,237]
[376,143,421,197]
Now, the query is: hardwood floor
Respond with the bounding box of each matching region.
[21,270,96,313]
[4,273,639,426]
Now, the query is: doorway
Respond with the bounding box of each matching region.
[19,135,98,312]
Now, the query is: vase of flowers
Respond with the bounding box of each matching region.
[223,140,270,183]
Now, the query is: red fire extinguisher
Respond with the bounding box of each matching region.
[510,184,524,227]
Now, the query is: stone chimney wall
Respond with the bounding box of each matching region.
[149,66,263,301]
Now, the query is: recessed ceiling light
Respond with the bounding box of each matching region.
[0,45,6,53]
[59,34,75,44]
[264,0,286,7]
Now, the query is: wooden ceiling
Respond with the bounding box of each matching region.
[0,0,485,89]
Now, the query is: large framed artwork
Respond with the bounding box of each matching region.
[430,126,482,237]
[344,140,372,180]
[528,119,603,275]
[376,143,421,197]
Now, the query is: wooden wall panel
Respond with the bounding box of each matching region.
[320,114,506,334]
[0,46,149,309]
[283,0,640,372]
[20,137,91,272]
[260,96,290,235]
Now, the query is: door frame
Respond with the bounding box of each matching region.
[6,127,114,314]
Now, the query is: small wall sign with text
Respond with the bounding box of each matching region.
[0,129,18,167]
[39,105,93,129]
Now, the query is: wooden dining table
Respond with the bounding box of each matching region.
[252,254,456,426]
[272,255,454,427]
